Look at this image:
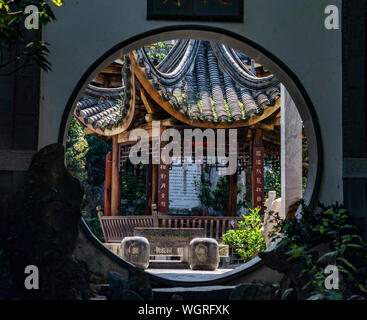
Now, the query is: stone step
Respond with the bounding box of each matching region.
[148,260,189,269]
[89,283,235,300]
[90,295,108,300]
[90,283,109,296]
[153,285,235,300]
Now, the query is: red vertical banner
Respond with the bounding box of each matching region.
[158,163,169,213]
[252,146,264,214]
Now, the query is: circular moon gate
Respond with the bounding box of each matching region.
[60,26,322,286]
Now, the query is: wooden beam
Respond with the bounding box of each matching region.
[131,53,281,129]
[145,113,163,122]
[100,64,123,75]
[104,152,112,216]
[140,87,154,114]
[273,117,281,126]
[161,117,178,127]
[111,136,121,216]
[117,117,177,144]
[83,127,95,135]
[254,123,275,131]
[262,135,281,146]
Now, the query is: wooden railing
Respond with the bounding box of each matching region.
[98,213,154,243]
[158,216,243,241]
[98,211,243,243]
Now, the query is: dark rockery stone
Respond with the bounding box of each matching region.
[229,283,278,300]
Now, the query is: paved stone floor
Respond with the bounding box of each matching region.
[146,268,234,281]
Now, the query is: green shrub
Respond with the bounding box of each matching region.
[84,203,104,243]
[222,208,266,262]
[120,171,147,216]
[197,175,251,216]
[264,168,280,199]
[271,202,367,300]
[146,41,172,65]
[65,117,89,182]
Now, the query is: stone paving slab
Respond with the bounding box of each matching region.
[146,268,234,281]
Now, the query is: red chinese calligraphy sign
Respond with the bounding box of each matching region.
[252,146,264,214]
[158,163,169,213]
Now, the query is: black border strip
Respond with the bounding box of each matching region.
[60,25,323,287]
[146,0,244,23]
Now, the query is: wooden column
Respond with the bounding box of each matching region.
[111,135,121,216]
[227,172,238,217]
[252,128,265,214]
[104,152,112,216]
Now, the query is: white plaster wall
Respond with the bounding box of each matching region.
[40,0,342,206]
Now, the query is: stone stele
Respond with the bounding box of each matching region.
[189,238,219,271]
[120,236,150,269]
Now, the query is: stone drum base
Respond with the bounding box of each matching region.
[189,238,219,271]
[120,236,150,269]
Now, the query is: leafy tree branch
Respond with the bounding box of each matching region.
[0,0,63,75]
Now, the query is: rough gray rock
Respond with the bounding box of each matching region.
[2,144,90,299]
[107,270,153,300]
[258,246,291,274]
[229,283,277,300]
[128,267,154,300]
[107,271,143,300]
[80,183,104,218]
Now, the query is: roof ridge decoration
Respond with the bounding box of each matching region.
[209,42,279,90]
[136,40,280,124]
[137,40,201,87]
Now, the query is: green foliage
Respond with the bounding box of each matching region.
[198,176,228,215]
[84,204,104,242]
[121,170,147,216]
[197,175,250,216]
[85,135,111,186]
[0,0,63,75]
[146,41,172,65]
[264,168,280,198]
[271,202,367,300]
[65,116,111,186]
[222,208,266,262]
[65,117,88,182]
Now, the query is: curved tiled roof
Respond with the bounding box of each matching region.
[75,97,124,129]
[75,56,133,131]
[75,40,280,133]
[136,40,280,124]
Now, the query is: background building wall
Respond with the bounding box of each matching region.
[342,1,367,226]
